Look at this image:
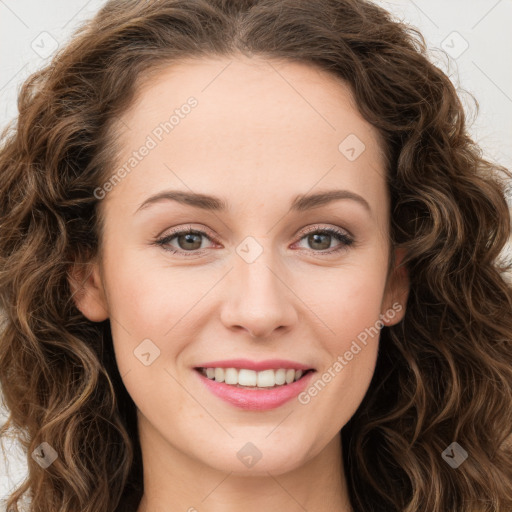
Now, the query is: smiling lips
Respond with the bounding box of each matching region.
[193,358,316,410]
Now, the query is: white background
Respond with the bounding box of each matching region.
[1,0,511,507]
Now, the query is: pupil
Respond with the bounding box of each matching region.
[310,233,329,250]
[181,233,201,249]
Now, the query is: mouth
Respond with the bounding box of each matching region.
[193,365,317,410]
[194,367,316,390]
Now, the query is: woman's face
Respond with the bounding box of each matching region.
[72,56,409,476]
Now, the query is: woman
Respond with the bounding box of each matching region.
[1,1,511,511]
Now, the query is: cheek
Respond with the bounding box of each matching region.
[309,262,386,384]
[297,269,385,429]
[101,245,184,374]
[104,240,192,327]
[311,262,388,342]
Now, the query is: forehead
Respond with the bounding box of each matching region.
[106,56,388,219]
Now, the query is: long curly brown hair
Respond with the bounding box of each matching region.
[1,0,511,511]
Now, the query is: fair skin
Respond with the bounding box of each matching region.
[70,55,409,512]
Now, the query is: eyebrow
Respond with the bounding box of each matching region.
[134,188,371,215]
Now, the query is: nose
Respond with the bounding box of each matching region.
[219,249,298,338]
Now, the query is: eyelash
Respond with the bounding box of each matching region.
[153,224,355,258]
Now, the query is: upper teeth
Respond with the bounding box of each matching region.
[200,367,305,388]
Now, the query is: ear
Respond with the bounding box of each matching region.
[68,260,109,322]
[380,247,409,327]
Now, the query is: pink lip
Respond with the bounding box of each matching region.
[194,368,316,411]
[193,358,314,372]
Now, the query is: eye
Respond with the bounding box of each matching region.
[153,224,355,257]
[293,225,354,254]
[154,225,215,257]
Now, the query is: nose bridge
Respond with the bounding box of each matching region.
[238,243,280,298]
[234,235,286,308]
[220,235,298,337]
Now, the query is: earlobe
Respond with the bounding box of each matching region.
[381,247,410,327]
[68,261,109,322]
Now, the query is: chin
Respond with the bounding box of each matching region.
[195,439,308,476]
